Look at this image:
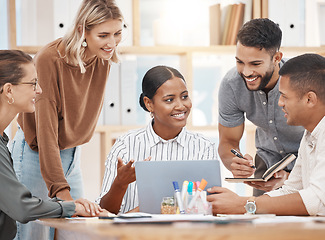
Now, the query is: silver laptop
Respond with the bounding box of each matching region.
[135,160,221,214]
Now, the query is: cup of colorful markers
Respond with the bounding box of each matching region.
[160,178,212,215]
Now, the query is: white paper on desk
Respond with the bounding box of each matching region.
[253,216,314,224]
[216,214,275,220]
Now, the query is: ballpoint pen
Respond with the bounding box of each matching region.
[231,149,256,169]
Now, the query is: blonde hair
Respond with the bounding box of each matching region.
[62,0,124,73]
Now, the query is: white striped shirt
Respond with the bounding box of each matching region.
[266,116,325,216]
[96,121,218,213]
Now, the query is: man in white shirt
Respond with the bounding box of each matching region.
[207,53,325,216]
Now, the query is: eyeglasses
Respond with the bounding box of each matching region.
[12,78,38,91]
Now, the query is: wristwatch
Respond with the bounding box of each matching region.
[245,197,256,214]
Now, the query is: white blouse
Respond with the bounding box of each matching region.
[97,121,218,213]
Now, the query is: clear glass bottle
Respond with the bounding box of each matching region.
[160,197,176,214]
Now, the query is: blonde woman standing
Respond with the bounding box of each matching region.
[11,1,124,239]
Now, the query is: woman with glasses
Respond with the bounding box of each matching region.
[6,78,38,91]
[10,0,124,239]
[0,50,107,240]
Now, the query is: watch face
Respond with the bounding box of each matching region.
[245,202,256,213]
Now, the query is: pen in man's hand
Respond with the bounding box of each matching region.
[230,149,256,169]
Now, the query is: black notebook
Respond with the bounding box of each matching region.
[225,154,296,183]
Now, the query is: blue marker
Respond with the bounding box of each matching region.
[173,181,185,214]
[187,181,193,196]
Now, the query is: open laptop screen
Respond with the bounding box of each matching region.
[135,160,221,214]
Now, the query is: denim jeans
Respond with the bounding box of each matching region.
[11,127,84,240]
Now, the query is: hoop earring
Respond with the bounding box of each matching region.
[150,112,154,118]
[8,98,14,104]
[82,40,88,47]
